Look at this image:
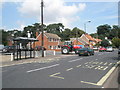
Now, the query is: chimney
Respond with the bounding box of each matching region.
[36,32,39,38]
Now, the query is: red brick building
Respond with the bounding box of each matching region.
[70,33,102,48]
[35,32,61,50]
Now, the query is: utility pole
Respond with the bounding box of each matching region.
[41,0,44,57]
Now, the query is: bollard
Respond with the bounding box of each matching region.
[11,53,13,61]
[54,50,56,55]
[44,51,46,57]
[35,51,38,58]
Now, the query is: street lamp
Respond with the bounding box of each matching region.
[84,21,91,33]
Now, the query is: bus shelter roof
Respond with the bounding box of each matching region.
[13,37,38,42]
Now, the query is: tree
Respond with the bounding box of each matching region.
[1,29,8,45]
[70,27,85,38]
[112,37,120,48]
[100,40,110,47]
[97,24,111,38]
[109,25,120,39]
[61,28,71,41]
[46,23,64,37]
[90,33,98,38]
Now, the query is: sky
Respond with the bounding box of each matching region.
[0,0,119,34]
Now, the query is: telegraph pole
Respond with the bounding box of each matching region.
[41,0,44,57]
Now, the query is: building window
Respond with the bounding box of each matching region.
[49,46,52,49]
[54,46,56,49]
[49,38,53,42]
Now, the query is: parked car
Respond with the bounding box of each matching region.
[118,47,120,57]
[99,47,107,52]
[0,44,4,52]
[78,48,94,56]
[93,46,98,51]
[35,46,46,51]
[106,47,114,52]
[2,46,15,53]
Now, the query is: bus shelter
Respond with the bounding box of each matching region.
[13,37,38,60]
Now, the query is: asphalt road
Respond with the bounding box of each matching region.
[2,50,119,88]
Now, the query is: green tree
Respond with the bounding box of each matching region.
[70,27,85,38]
[112,37,120,48]
[1,29,8,45]
[109,25,120,39]
[46,23,64,37]
[61,28,71,41]
[100,40,110,47]
[90,33,98,38]
[97,24,111,38]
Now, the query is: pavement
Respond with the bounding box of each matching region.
[2,50,120,88]
[1,53,70,67]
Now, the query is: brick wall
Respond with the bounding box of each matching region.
[35,33,60,50]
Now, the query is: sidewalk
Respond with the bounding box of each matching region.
[0,54,66,67]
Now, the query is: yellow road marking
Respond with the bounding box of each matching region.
[76,65,81,67]
[80,81,99,86]
[49,72,64,79]
[80,61,120,86]
[66,68,73,71]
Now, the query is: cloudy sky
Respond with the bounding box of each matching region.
[1,0,119,34]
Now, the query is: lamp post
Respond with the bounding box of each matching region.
[84,21,91,33]
[41,0,44,57]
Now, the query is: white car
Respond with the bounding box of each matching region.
[106,47,113,52]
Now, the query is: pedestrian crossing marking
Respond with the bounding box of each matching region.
[109,63,113,65]
[104,62,107,65]
[99,62,103,64]
[92,62,99,64]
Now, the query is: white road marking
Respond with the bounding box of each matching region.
[109,63,113,66]
[81,61,120,86]
[27,64,59,73]
[68,58,83,62]
[66,68,73,71]
[76,65,81,67]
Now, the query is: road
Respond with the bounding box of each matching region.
[2,50,119,88]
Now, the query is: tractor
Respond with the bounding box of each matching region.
[61,41,82,54]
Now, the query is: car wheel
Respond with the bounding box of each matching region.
[88,53,90,56]
[75,50,79,54]
[61,47,69,54]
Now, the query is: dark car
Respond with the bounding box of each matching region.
[0,44,4,52]
[78,48,94,56]
[2,46,15,53]
[118,47,120,57]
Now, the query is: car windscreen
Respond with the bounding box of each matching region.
[79,48,88,50]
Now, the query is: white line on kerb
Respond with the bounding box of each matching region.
[27,64,59,73]
[68,58,83,62]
